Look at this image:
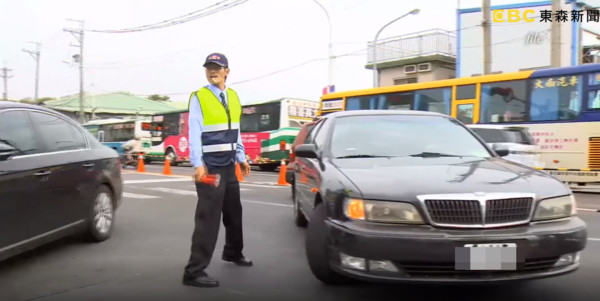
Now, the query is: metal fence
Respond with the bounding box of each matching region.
[368,29,457,65]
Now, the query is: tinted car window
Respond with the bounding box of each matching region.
[471,128,535,145]
[330,115,491,158]
[0,110,40,155]
[304,120,324,144]
[29,111,87,152]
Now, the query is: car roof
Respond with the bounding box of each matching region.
[322,109,447,119]
[0,102,80,124]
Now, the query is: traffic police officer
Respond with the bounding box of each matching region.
[183,52,252,288]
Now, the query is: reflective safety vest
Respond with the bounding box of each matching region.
[192,87,241,166]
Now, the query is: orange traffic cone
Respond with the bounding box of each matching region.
[137,154,146,173]
[163,158,172,175]
[278,161,290,186]
[235,163,244,182]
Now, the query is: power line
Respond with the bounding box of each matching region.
[86,0,248,33]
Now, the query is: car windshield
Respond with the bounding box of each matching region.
[330,115,492,159]
[470,127,535,145]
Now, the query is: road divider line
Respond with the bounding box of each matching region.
[242,200,293,208]
[589,238,600,242]
[577,208,600,212]
[240,182,287,188]
[147,187,248,196]
[124,178,192,184]
[122,192,159,199]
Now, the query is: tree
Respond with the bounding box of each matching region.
[148,94,171,102]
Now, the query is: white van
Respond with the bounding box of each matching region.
[467,124,542,168]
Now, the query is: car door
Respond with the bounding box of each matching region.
[296,119,329,214]
[0,110,46,253]
[27,110,91,231]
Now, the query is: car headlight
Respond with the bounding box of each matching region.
[533,195,577,221]
[344,198,424,224]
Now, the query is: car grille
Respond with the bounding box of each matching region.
[424,197,533,227]
[395,257,559,278]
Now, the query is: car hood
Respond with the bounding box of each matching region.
[333,157,569,201]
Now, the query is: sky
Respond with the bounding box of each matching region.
[0,0,543,105]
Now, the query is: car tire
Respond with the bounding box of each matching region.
[85,185,115,242]
[293,188,308,228]
[305,203,354,285]
[259,164,278,172]
[165,149,178,166]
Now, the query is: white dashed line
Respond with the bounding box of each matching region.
[122,192,159,199]
[124,178,192,184]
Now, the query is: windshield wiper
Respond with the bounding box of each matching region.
[335,154,393,159]
[407,152,473,158]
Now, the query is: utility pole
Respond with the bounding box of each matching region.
[22,42,41,102]
[1,66,14,101]
[551,0,561,67]
[372,9,420,87]
[312,0,334,87]
[64,19,85,123]
[482,0,492,75]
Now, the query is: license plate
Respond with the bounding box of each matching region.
[455,242,517,270]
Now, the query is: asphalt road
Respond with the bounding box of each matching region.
[0,165,599,301]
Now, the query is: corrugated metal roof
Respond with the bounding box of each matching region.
[44,93,180,115]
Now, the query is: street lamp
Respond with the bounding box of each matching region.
[312,0,334,87]
[372,8,420,88]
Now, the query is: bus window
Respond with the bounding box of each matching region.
[241,102,281,132]
[346,92,413,111]
[530,75,582,121]
[587,90,600,110]
[414,87,451,114]
[480,80,528,123]
[455,84,476,100]
[104,122,135,142]
[163,113,181,137]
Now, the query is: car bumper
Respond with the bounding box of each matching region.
[325,217,587,283]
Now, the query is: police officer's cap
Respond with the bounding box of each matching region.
[203,53,228,68]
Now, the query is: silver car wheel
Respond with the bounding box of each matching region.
[94,192,113,235]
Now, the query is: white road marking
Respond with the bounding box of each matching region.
[148,187,198,196]
[240,182,288,188]
[122,192,159,199]
[589,238,600,242]
[124,178,192,184]
[148,187,249,196]
[242,200,293,208]
[577,208,599,212]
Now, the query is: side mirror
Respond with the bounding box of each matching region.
[295,144,318,159]
[0,142,18,161]
[491,144,510,157]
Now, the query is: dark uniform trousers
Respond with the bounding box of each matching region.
[184,162,243,277]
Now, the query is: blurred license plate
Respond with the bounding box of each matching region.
[455,243,517,270]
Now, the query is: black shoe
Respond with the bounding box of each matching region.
[222,255,253,267]
[182,274,220,287]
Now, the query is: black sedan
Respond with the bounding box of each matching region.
[293,110,587,284]
[0,102,123,261]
